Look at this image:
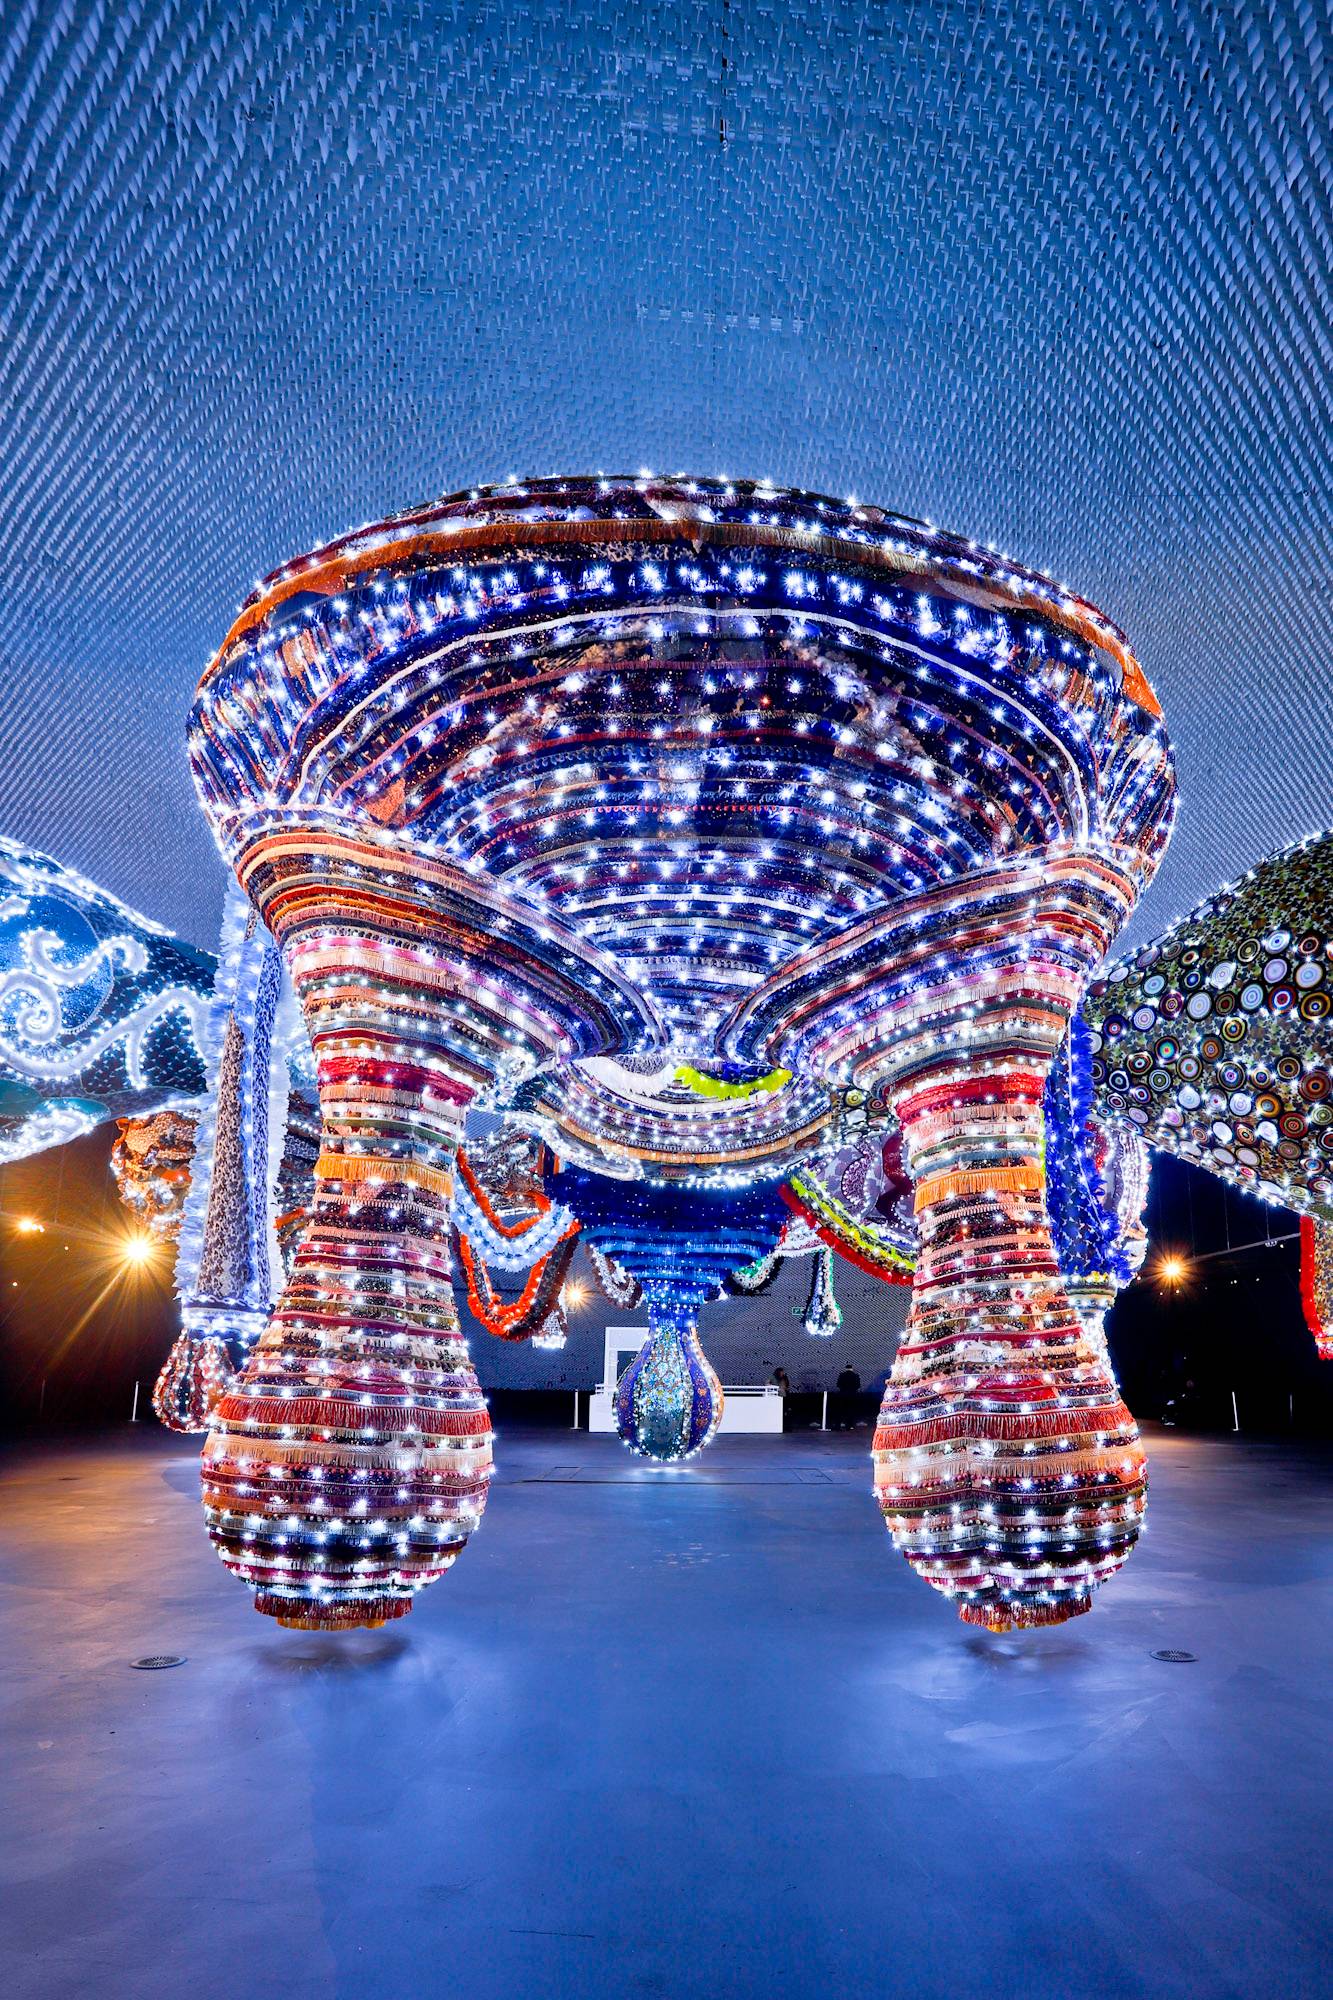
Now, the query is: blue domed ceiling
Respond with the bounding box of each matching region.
[0,0,1329,948]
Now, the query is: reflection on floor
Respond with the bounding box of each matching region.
[3,1423,1332,2000]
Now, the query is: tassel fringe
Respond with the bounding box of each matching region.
[959,1594,1091,1632]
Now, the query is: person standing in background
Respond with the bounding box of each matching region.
[834,1363,861,1429]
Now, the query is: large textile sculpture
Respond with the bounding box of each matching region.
[189,474,1173,1628]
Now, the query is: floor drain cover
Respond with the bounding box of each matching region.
[130,1655,186,1670]
[1150,1649,1197,1663]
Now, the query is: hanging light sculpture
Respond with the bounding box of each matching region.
[550,1167,790,1460]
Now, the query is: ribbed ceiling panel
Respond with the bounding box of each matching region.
[0,0,1329,946]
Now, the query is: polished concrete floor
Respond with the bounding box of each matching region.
[3,1421,1332,2000]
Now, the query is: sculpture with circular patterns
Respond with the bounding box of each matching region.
[1084,832,1333,1222]
[190,474,1174,1629]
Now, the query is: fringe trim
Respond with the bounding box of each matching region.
[314,1151,453,1199]
[780,1182,915,1283]
[914,1163,1044,1213]
[958,1594,1092,1632]
[455,1146,553,1236]
[873,1407,1133,1447]
[261,1595,414,1631]
[456,1224,578,1339]
[875,1444,1143,1487]
[213,1394,491,1435]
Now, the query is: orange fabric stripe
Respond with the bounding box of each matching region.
[912,1162,1044,1213]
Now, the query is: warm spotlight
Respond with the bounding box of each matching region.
[118,1234,159,1268]
[1157,1254,1190,1287]
[14,1216,44,1234]
[562,1279,589,1310]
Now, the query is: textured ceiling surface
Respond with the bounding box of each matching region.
[0,0,1329,950]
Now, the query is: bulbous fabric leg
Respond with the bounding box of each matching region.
[732,851,1150,1626]
[201,1151,489,1628]
[201,839,492,1629]
[874,1067,1146,1630]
